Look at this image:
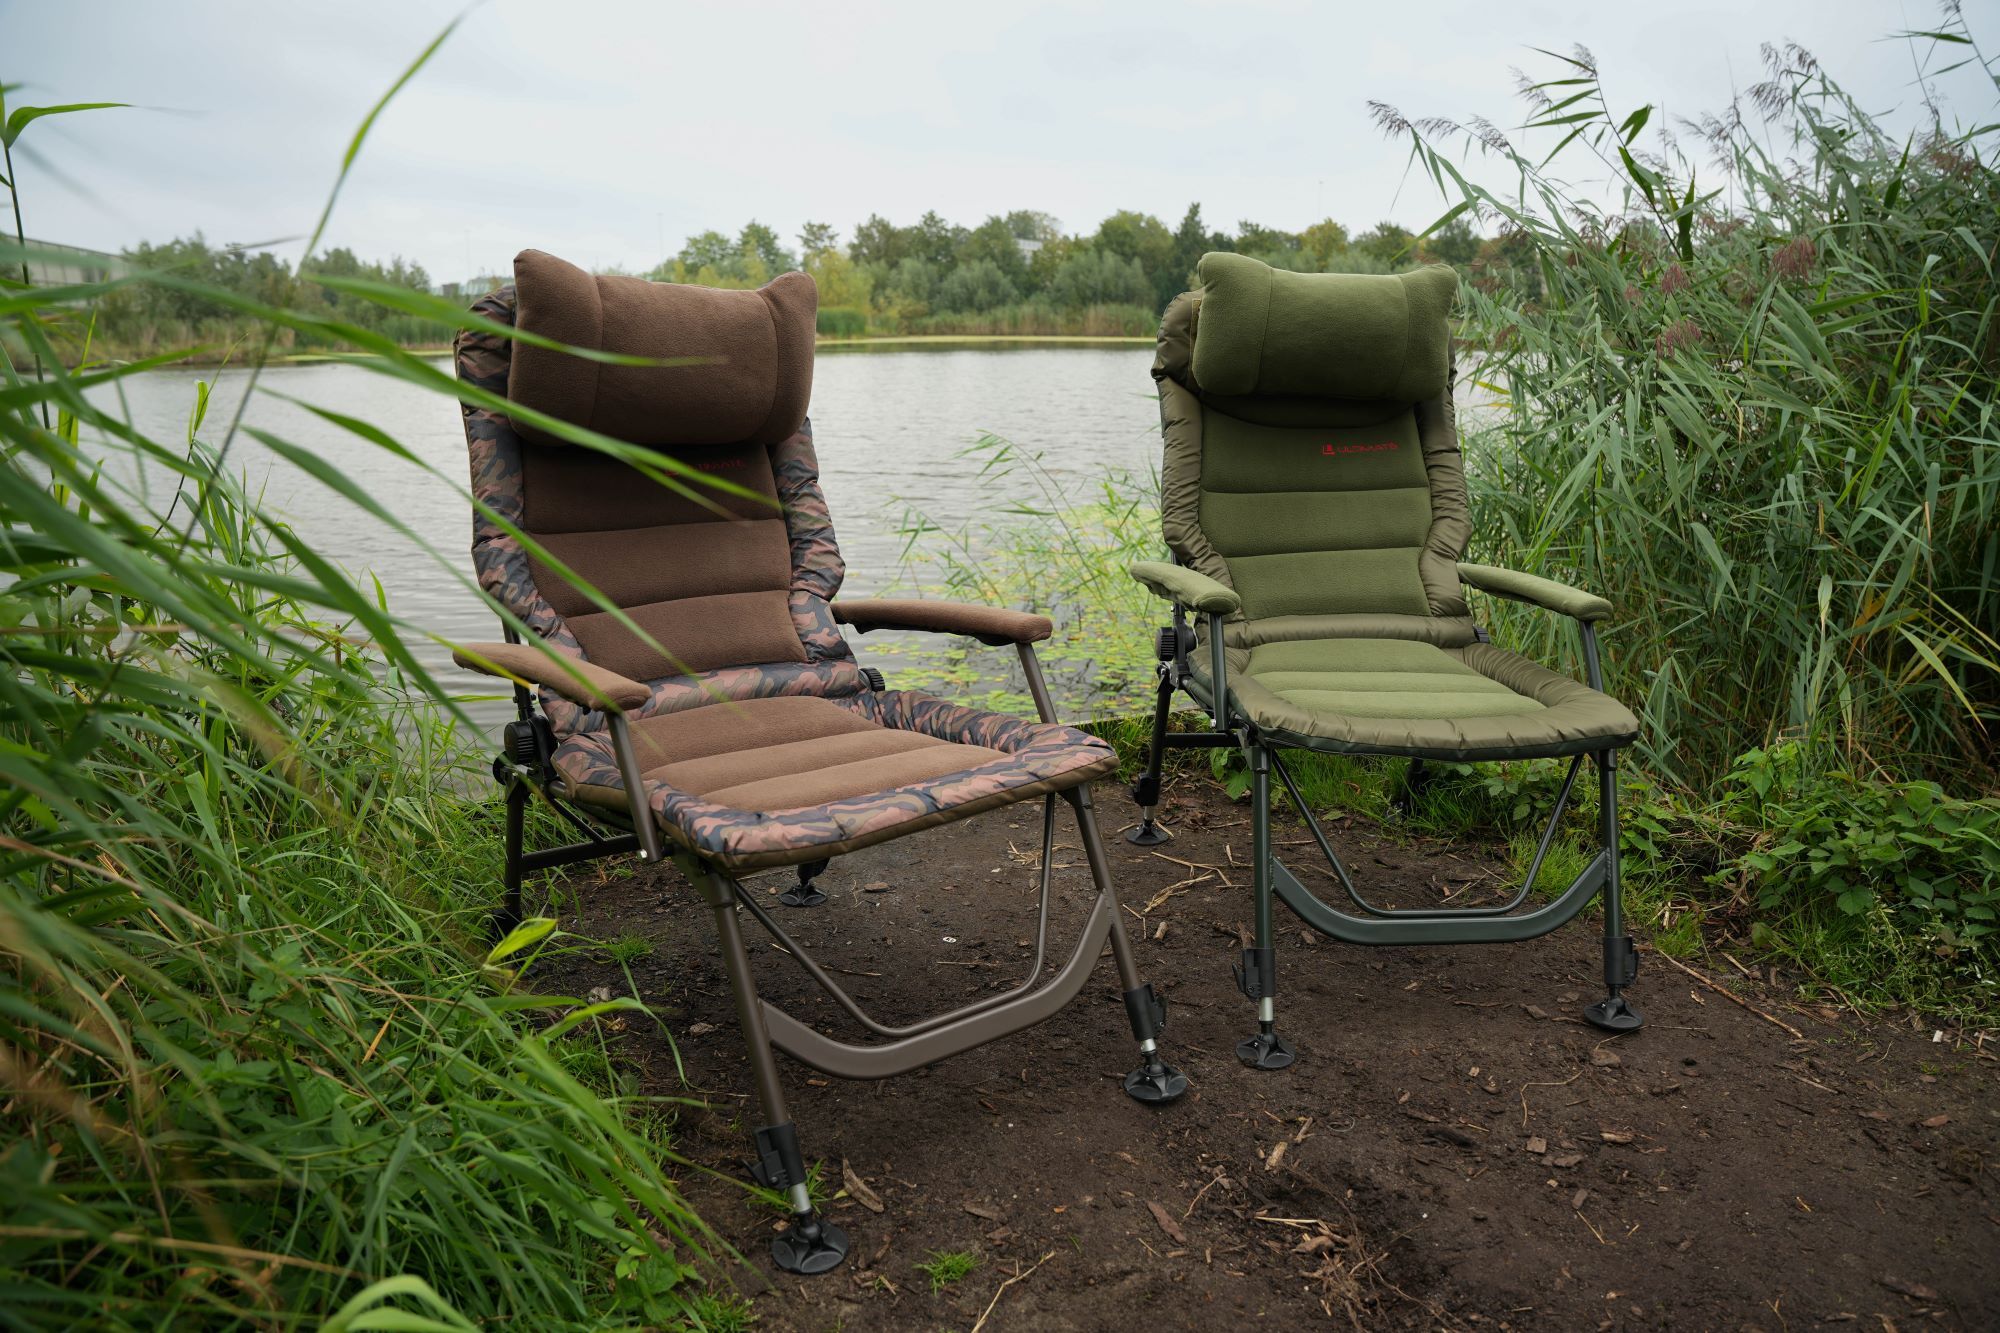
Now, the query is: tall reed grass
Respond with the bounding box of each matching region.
[2,35,738,1328]
[1380,24,1998,795]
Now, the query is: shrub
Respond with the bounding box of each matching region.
[935,257,1020,313]
[1719,746,2000,950]
[816,304,869,337]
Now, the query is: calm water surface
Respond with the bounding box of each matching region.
[98,347,1163,734]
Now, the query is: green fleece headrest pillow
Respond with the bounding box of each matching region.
[1190,252,1456,401]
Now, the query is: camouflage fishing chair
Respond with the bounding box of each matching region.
[451,250,1187,1275]
[1125,252,1644,1072]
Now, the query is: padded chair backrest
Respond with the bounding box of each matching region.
[456,250,861,733]
[1154,252,1474,648]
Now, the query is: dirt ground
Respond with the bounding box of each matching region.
[554,775,1999,1331]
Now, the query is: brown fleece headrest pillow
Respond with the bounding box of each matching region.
[506,248,817,449]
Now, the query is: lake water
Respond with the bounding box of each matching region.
[98,346,1166,735]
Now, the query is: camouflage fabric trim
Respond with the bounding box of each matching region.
[551,689,1117,869]
[775,429,845,603]
[457,287,593,734]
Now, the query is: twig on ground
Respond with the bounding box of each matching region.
[968,1249,1057,1333]
[1658,953,1805,1040]
[1184,1170,1229,1219]
[1575,1209,1611,1245]
[1520,1068,1583,1127]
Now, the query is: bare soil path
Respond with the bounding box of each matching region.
[554,778,1998,1330]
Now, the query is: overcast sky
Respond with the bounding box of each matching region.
[5,1,1992,285]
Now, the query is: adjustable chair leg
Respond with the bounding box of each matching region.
[780,858,830,908]
[1126,670,1176,846]
[1388,757,1431,821]
[1070,788,1187,1104]
[1584,750,1643,1033]
[698,871,849,1274]
[1236,745,1295,1070]
[485,778,529,945]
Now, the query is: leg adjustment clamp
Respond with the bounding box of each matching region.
[751,1121,807,1193]
[1233,946,1276,1001]
[1122,983,1168,1042]
[1129,773,1162,807]
[1606,933,1639,988]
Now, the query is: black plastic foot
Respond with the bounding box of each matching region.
[1236,1029,1295,1070]
[1123,1055,1188,1104]
[1125,820,1172,847]
[1584,994,1644,1033]
[779,859,830,908]
[770,1214,849,1275]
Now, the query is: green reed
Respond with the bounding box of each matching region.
[1381,23,1998,795]
[0,32,748,1330]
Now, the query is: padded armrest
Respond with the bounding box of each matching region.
[1456,563,1612,623]
[833,599,1052,647]
[1128,561,1241,616]
[451,641,651,710]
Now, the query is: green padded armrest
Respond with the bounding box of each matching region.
[1129,561,1241,616]
[1456,563,1612,623]
[452,641,651,710]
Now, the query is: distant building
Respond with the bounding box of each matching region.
[1015,237,1043,259]
[18,239,124,286]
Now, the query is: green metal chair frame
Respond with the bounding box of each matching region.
[1124,253,1646,1070]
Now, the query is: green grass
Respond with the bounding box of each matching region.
[0,33,740,1328]
[683,1292,757,1332]
[915,1248,980,1294]
[601,931,656,965]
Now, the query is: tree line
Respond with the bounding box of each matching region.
[86,233,443,358]
[630,205,1495,336]
[86,205,1508,354]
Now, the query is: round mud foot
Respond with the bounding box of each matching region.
[1123,1059,1189,1104]
[778,882,829,908]
[1125,823,1172,847]
[771,1216,849,1275]
[1584,994,1644,1033]
[1236,1030,1296,1071]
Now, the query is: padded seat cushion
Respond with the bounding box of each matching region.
[1196,637,1639,761]
[554,691,1116,869]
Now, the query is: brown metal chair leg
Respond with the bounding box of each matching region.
[1067,786,1188,1104]
[692,868,851,1275]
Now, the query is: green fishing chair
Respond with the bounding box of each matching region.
[1125,252,1644,1069]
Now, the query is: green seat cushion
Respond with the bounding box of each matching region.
[1195,637,1641,760]
[1246,639,1543,721]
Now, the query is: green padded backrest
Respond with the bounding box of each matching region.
[1198,399,1432,618]
[1191,252,1455,401]
[1154,254,1470,634]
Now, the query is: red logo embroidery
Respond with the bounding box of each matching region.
[693,457,749,472]
[1322,441,1400,456]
